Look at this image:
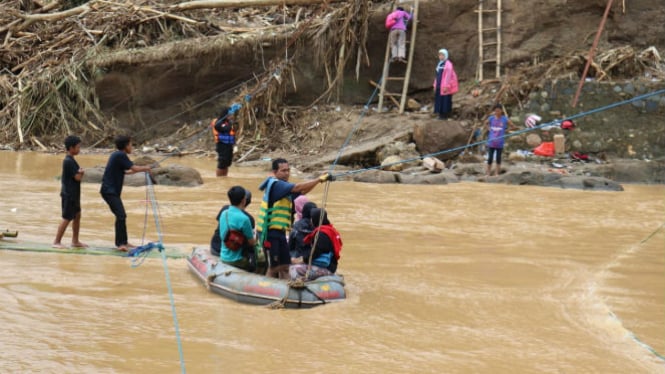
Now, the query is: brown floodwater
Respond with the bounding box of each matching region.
[0,150,663,373]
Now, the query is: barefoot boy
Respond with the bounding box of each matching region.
[100,135,152,251]
[53,135,87,248]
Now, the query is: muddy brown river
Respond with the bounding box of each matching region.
[0,151,663,373]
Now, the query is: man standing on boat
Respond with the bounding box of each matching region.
[257,158,332,279]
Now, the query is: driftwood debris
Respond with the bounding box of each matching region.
[0,0,371,150]
[172,0,345,11]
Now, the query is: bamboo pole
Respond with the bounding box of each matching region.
[399,0,418,114]
[377,35,392,112]
[477,0,483,81]
[17,79,24,145]
[571,0,614,108]
[496,0,501,78]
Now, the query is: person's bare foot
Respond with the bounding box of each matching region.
[71,242,88,248]
[52,243,67,249]
[117,245,129,252]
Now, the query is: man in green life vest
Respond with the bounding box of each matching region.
[257,158,333,278]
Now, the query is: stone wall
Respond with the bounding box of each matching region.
[505,80,665,159]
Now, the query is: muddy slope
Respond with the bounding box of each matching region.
[95,0,665,118]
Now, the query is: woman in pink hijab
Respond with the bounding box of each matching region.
[293,195,310,221]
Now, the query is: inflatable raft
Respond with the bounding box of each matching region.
[187,247,346,308]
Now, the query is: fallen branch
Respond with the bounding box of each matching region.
[369,79,399,108]
[19,2,92,27]
[237,144,257,162]
[172,0,344,11]
[31,136,48,151]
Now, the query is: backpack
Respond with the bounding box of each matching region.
[385,12,399,29]
[224,230,246,251]
[222,211,246,251]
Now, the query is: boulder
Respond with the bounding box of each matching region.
[381,155,405,171]
[352,170,399,184]
[412,119,471,161]
[526,133,542,147]
[83,163,203,187]
[482,170,624,191]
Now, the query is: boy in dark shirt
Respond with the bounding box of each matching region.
[53,135,87,248]
[100,135,152,251]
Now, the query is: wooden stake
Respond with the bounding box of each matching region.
[17,79,24,145]
[571,0,615,107]
[477,0,483,81]
[496,0,502,78]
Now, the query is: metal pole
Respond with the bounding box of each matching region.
[571,0,614,107]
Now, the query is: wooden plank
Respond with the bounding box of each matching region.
[377,31,392,112]
[0,239,187,258]
[371,79,400,108]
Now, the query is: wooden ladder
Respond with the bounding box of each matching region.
[377,0,419,114]
[476,0,502,81]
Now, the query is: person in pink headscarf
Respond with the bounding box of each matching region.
[433,48,459,120]
[293,195,310,221]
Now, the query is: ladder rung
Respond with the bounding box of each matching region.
[381,92,402,97]
[482,59,497,63]
[482,28,498,32]
[483,42,498,46]
[386,77,405,80]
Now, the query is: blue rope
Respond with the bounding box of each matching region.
[154,92,253,165]
[128,242,159,267]
[609,310,665,362]
[328,75,383,174]
[132,173,186,373]
[333,88,665,178]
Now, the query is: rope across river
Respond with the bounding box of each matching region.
[329,88,665,179]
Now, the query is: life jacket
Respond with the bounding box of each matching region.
[210,118,236,144]
[304,225,342,262]
[257,177,293,234]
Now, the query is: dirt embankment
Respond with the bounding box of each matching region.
[89,0,665,162]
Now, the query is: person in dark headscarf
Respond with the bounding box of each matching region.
[289,201,317,260]
[289,208,343,281]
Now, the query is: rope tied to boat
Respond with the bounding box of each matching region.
[266,278,328,309]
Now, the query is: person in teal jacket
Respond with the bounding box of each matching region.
[219,186,257,271]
